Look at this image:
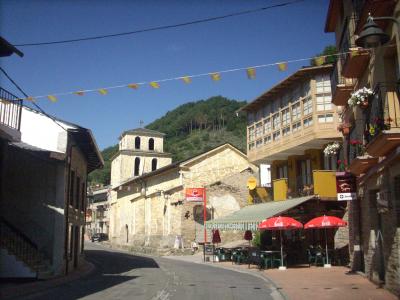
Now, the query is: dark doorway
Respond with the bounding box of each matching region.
[149,138,154,151]
[135,137,141,149]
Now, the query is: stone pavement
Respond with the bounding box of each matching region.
[164,253,398,300]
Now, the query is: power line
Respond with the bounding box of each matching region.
[15,0,304,47]
[0,66,67,131]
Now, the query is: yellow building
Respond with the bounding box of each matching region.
[241,65,342,200]
[326,0,400,296]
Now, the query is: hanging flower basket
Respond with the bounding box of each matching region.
[348,87,373,108]
[324,142,341,156]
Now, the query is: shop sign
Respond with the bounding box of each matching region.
[336,172,357,201]
[185,188,205,202]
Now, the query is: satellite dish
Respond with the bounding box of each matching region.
[247,176,257,190]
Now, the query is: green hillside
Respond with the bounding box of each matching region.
[88,96,247,185]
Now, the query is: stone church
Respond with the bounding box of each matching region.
[109,128,258,252]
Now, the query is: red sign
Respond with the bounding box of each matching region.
[336,172,356,201]
[185,188,205,202]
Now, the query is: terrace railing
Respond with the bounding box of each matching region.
[0,87,22,131]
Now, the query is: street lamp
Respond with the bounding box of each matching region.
[356,15,397,48]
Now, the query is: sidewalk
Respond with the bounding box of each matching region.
[0,260,95,300]
[165,254,397,300]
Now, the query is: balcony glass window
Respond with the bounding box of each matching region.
[249,142,255,151]
[256,110,263,122]
[256,139,263,148]
[264,135,272,144]
[291,102,301,121]
[272,99,280,112]
[264,118,271,133]
[316,74,331,94]
[282,94,290,107]
[292,86,301,102]
[248,127,255,141]
[282,126,291,136]
[272,113,281,130]
[273,131,281,141]
[303,116,313,128]
[302,82,310,97]
[282,108,290,127]
[255,122,263,137]
[317,94,332,111]
[303,97,313,115]
[318,114,334,123]
[292,121,301,132]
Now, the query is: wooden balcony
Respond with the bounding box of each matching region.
[313,170,337,200]
[273,178,288,201]
[331,60,355,106]
[365,83,400,157]
[348,156,378,176]
[341,48,370,79]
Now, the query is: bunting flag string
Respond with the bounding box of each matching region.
[17,47,384,103]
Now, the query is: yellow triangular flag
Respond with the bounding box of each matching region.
[210,73,221,81]
[150,82,160,89]
[181,76,192,84]
[74,91,84,96]
[98,89,108,95]
[26,96,36,102]
[314,56,325,66]
[128,83,139,89]
[246,68,256,79]
[277,62,288,71]
[47,95,57,102]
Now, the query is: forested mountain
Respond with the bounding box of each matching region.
[88,96,247,185]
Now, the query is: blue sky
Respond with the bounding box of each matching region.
[0,0,334,149]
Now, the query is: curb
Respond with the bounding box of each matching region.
[0,260,95,300]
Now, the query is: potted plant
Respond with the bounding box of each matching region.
[350,139,365,156]
[348,87,373,109]
[368,117,391,137]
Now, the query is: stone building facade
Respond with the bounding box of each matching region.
[325,0,400,296]
[109,141,258,252]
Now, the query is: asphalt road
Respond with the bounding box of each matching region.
[20,243,283,300]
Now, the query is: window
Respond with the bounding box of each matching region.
[277,165,288,179]
[149,138,155,151]
[255,122,263,138]
[298,159,313,187]
[324,155,337,170]
[315,74,331,94]
[282,108,290,127]
[272,113,281,130]
[135,136,141,149]
[247,112,255,124]
[248,127,255,141]
[256,110,263,122]
[316,94,332,111]
[282,127,291,136]
[318,114,334,123]
[134,157,140,176]
[256,139,263,148]
[303,97,313,115]
[304,117,313,128]
[282,94,289,107]
[292,121,301,132]
[273,131,281,141]
[302,82,310,97]
[248,142,255,151]
[272,99,280,112]
[264,118,271,134]
[264,135,272,144]
[151,158,157,171]
[291,102,301,122]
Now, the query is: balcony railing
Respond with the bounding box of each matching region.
[331,60,356,106]
[0,87,22,131]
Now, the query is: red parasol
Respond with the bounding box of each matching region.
[304,215,347,229]
[212,229,221,244]
[258,216,303,270]
[304,215,347,267]
[258,216,303,230]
